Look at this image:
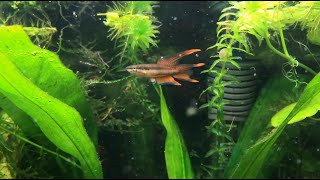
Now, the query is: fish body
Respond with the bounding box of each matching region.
[126,49,205,86]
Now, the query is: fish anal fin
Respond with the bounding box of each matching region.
[154,76,181,86]
[157,49,201,66]
[173,73,199,83]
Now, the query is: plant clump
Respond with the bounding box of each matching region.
[200,1,320,178]
[98,1,160,65]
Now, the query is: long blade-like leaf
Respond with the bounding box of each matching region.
[0,51,102,178]
[158,85,194,179]
[271,103,296,127]
[0,26,97,145]
[272,73,320,126]
[225,73,320,178]
[224,76,301,178]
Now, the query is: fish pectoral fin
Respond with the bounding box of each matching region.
[193,63,205,67]
[173,73,199,83]
[154,76,181,86]
[150,78,156,84]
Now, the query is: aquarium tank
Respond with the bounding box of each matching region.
[1,1,320,179]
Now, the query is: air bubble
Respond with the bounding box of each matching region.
[296,159,301,164]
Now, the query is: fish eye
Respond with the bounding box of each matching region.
[129,67,137,72]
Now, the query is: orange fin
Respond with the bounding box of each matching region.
[193,63,205,67]
[157,49,201,66]
[154,76,181,86]
[173,73,199,83]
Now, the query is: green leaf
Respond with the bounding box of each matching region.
[271,103,296,127]
[225,73,319,178]
[0,26,98,145]
[199,103,210,109]
[0,26,102,178]
[157,85,194,179]
[232,47,254,55]
[205,147,219,158]
[211,59,223,68]
[0,51,102,178]
[218,12,237,21]
[217,26,231,37]
[228,60,241,70]
[271,74,320,127]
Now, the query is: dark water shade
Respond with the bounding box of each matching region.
[2,1,320,179]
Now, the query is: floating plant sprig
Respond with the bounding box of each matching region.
[98,1,160,66]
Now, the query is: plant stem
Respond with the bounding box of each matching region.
[279,28,289,56]
[265,35,317,75]
[119,35,130,64]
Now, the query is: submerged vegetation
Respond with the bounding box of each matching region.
[0,1,56,48]
[97,1,160,66]
[94,1,161,138]
[201,1,320,178]
[0,25,102,178]
[0,1,319,179]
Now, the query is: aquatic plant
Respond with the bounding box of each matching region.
[92,2,161,134]
[0,1,56,48]
[214,1,318,76]
[199,47,237,178]
[296,2,320,46]
[0,112,19,179]
[154,84,194,179]
[97,2,196,178]
[97,1,160,66]
[225,72,320,178]
[221,75,305,178]
[201,1,320,178]
[0,26,102,178]
[90,2,166,178]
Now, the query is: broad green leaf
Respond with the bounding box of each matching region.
[271,103,296,127]
[0,26,97,146]
[281,73,320,124]
[272,75,320,126]
[158,85,194,179]
[224,76,306,178]
[225,73,320,178]
[0,51,102,178]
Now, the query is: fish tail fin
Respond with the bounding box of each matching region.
[193,63,205,67]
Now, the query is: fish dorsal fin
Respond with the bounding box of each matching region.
[157,49,201,66]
